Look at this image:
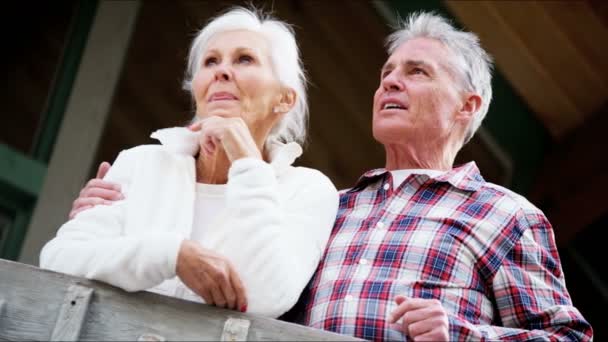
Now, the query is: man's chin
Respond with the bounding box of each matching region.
[372,127,408,145]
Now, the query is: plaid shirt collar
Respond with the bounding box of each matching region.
[348,161,485,193]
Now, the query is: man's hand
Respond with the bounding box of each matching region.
[176,240,247,312]
[190,117,262,162]
[389,295,449,341]
[69,161,123,219]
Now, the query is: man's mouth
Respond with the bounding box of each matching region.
[382,102,406,110]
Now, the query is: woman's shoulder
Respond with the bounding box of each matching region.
[282,166,338,195]
[116,144,191,163]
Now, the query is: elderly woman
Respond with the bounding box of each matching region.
[40,7,338,319]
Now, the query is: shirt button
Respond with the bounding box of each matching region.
[376,221,385,229]
[383,183,390,191]
[359,258,368,265]
[344,295,354,302]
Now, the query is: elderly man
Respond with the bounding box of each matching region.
[67,11,591,341]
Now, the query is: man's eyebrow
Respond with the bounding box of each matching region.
[381,61,395,72]
[381,59,435,73]
[405,60,433,69]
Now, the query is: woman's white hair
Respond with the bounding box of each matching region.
[386,12,494,144]
[183,7,308,146]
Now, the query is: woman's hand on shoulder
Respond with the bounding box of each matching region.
[190,117,262,162]
[176,239,248,312]
[69,162,124,219]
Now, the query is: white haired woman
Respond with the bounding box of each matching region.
[40,7,338,319]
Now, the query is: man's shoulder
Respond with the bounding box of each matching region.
[478,181,548,225]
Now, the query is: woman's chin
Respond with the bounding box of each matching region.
[200,110,241,119]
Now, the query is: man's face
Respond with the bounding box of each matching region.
[372,37,465,147]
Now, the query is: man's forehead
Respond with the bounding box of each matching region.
[383,38,451,70]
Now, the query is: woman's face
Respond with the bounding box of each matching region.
[191,30,285,141]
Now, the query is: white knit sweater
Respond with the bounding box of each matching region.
[40,127,339,318]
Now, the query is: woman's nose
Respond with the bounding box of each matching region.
[214,65,231,81]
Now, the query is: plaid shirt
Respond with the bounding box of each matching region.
[303,162,592,341]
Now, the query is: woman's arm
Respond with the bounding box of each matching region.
[207,157,339,318]
[40,148,184,292]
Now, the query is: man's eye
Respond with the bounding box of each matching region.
[412,67,427,75]
[381,69,392,79]
[204,57,218,67]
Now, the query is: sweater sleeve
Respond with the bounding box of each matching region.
[39,148,184,292]
[207,157,339,318]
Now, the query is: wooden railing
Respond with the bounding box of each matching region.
[0,259,362,341]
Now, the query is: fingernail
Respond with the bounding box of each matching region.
[240,305,247,312]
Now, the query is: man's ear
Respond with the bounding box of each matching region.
[273,87,296,115]
[457,93,482,122]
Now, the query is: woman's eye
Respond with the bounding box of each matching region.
[237,55,254,64]
[204,57,218,67]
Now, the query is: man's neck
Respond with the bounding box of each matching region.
[383,142,456,171]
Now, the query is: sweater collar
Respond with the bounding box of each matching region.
[150,127,302,169]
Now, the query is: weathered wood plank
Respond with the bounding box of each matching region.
[50,284,94,341]
[0,259,362,341]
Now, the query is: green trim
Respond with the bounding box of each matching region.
[0,144,46,201]
[381,0,551,194]
[0,207,32,260]
[31,0,99,163]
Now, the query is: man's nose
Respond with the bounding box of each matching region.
[382,69,404,91]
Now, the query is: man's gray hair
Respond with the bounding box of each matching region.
[183,7,308,146]
[386,12,493,144]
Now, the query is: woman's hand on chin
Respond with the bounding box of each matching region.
[176,239,248,312]
[190,117,262,162]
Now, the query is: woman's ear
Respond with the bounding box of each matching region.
[456,93,482,123]
[273,88,296,115]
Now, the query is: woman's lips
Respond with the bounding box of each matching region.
[208,92,238,102]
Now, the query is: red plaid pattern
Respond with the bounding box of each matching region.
[303,162,592,341]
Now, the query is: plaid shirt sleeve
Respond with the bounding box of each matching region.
[448,213,593,341]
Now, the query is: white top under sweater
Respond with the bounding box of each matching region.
[40,127,339,318]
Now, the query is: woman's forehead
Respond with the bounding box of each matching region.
[205,30,270,54]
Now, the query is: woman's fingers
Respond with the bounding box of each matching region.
[197,285,214,306]
[230,267,248,312]
[207,281,226,308]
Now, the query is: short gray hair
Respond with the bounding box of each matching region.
[386,12,493,144]
[183,7,308,146]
